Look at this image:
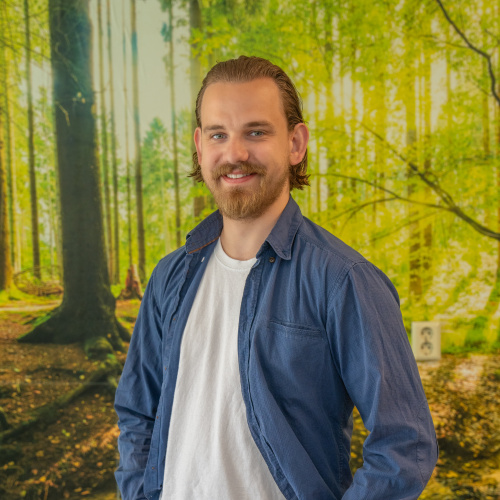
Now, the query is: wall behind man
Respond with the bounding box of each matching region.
[0,0,499,498]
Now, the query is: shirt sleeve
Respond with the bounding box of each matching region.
[114,266,164,500]
[327,261,438,500]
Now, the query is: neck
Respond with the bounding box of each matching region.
[219,194,289,260]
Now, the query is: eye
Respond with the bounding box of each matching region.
[249,130,264,137]
[211,133,226,140]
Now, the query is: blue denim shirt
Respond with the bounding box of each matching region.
[115,196,438,500]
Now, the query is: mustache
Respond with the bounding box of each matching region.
[212,162,266,180]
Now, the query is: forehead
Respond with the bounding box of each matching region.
[199,78,287,128]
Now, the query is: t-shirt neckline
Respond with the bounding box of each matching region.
[214,238,257,271]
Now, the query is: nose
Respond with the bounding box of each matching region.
[225,136,249,165]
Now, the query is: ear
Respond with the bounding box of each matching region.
[194,127,202,164]
[289,123,309,166]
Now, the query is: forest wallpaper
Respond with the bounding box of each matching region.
[1,0,500,498]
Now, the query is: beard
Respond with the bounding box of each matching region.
[203,161,289,220]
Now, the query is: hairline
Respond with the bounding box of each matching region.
[197,77,294,131]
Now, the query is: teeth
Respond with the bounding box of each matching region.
[226,173,251,179]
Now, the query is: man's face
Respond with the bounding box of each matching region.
[194,78,298,220]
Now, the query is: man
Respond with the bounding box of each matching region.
[115,56,438,500]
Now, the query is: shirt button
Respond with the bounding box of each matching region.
[269,257,275,263]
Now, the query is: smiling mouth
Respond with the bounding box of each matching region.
[226,173,253,179]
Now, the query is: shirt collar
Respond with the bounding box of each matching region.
[185,196,303,260]
[185,210,223,255]
[263,196,303,260]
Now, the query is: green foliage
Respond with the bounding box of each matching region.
[2,0,500,354]
[3,3,500,497]
[466,315,489,347]
[139,112,194,268]
[0,288,23,303]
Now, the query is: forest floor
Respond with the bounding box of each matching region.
[0,297,499,499]
[0,297,139,500]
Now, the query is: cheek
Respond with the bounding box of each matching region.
[199,159,213,179]
[203,147,221,166]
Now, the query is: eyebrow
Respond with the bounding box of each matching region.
[244,121,275,130]
[203,124,225,134]
[203,120,276,134]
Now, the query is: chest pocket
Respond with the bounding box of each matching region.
[268,320,324,341]
[249,319,334,428]
[252,320,329,394]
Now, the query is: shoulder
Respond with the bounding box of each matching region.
[296,216,366,266]
[295,217,398,303]
[147,245,187,303]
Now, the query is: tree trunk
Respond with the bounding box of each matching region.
[97,0,113,283]
[2,40,20,275]
[107,0,120,284]
[482,0,490,159]
[190,0,206,219]
[18,0,129,356]
[483,61,491,157]
[348,54,358,245]
[492,2,500,345]
[324,4,336,226]
[406,54,422,300]
[117,264,143,300]
[167,2,181,248]
[131,0,146,282]
[436,0,491,349]
[308,2,321,215]
[314,86,321,215]
[24,0,41,279]
[373,60,387,230]
[338,40,347,197]
[497,50,500,279]
[350,40,357,194]
[422,43,433,292]
[349,39,358,206]
[494,0,500,345]
[158,135,169,253]
[39,94,57,275]
[2,12,19,282]
[496,0,500,280]
[0,35,13,292]
[122,5,133,268]
[51,101,64,282]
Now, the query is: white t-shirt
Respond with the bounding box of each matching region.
[161,239,285,500]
